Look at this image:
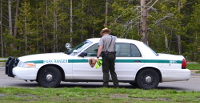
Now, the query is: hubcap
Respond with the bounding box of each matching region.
[145,76,152,83]
[46,74,53,81]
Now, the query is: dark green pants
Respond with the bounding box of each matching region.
[102,54,119,87]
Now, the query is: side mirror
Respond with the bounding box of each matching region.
[65,43,71,50]
[79,51,87,57]
[73,50,78,53]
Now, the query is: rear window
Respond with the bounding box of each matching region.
[143,43,158,56]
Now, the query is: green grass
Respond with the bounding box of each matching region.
[0,60,6,62]
[187,63,200,70]
[0,87,200,103]
[187,63,200,73]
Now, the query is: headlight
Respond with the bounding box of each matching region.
[18,62,36,68]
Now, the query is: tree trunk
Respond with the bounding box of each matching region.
[42,18,45,53]
[24,11,27,55]
[164,30,169,53]
[81,3,84,41]
[13,0,19,38]
[105,0,108,26]
[8,0,12,35]
[54,0,58,52]
[42,0,48,53]
[0,0,3,57]
[140,0,148,45]
[70,0,73,46]
[177,35,181,54]
[177,0,181,54]
[8,0,15,51]
[36,3,39,52]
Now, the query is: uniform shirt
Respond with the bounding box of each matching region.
[99,35,117,52]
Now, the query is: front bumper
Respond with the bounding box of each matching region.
[12,67,38,80]
[5,57,38,80]
[5,57,19,77]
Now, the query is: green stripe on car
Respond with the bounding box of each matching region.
[68,59,88,63]
[69,59,182,64]
[25,60,44,63]
[24,59,182,64]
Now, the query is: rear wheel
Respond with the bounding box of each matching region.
[38,66,61,88]
[136,69,160,89]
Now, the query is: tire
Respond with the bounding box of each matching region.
[38,66,61,88]
[136,69,160,89]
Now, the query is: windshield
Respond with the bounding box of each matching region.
[66,40,92,54]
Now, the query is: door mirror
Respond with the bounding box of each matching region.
[65,43,71,50]
[79,51,87,57]
[73,50,78,53]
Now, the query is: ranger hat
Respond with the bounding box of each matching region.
[100,28,111,35]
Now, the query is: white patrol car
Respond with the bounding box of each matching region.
[5,38,191,89]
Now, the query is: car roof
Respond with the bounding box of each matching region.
[87,38,144,44]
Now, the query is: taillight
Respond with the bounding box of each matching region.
[182,59,187,69]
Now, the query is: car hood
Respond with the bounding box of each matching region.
[157,53,184,60]
[18,52,71,62]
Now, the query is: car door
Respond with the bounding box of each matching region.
[72,42,145,81]
[115,43,145,80]
[72,43,103,80]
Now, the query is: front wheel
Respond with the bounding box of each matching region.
[136,69,160,89]
[38,66,61,88]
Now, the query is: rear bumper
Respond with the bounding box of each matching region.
[161,69,191,82]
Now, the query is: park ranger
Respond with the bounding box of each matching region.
[97,28,119,88]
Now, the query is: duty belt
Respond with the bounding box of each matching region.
[104,51,115,54]
[107,52,115,54]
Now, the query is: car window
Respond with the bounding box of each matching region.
[116,43,131,57]
[143,43,158,56]
[130,44,142,57]
[116,43,142,57]
[85,43,98,56]
[85,43,142,57]
[66,40,92,55]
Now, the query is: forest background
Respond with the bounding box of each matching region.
[1,0,200,62]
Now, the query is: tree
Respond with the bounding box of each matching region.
[185,2,200,61]
[108,0,139,39]
[140,0,148,44]
[0,0,3,57]
[13,0,19,38]
[1,0,200,62]
[17,1,32,54]
[70,0,73,46]
[8,0,12,35]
